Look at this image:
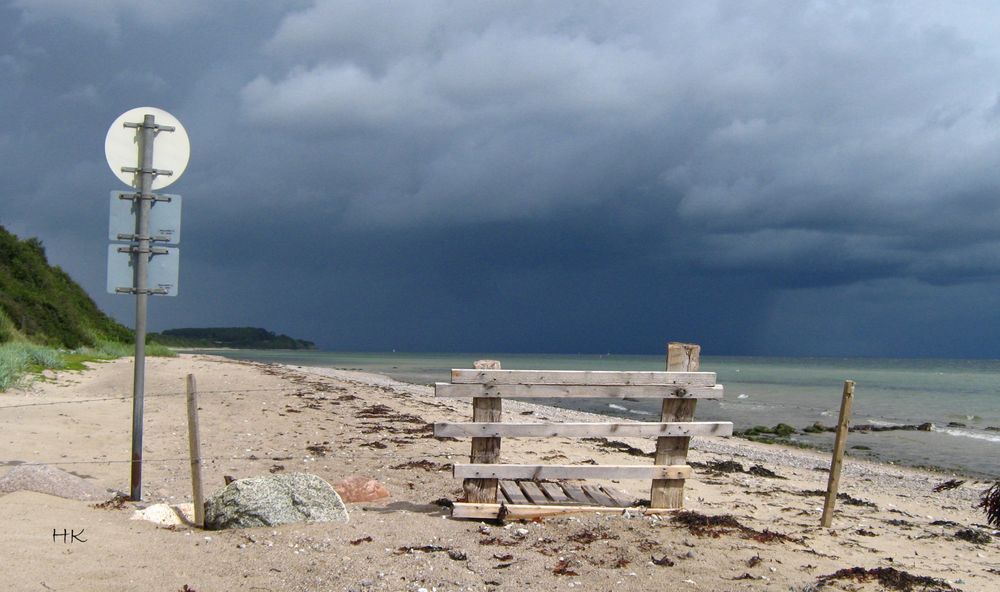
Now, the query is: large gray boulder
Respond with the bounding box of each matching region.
[204,473,348,530]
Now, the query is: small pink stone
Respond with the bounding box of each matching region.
[334,476,390,503]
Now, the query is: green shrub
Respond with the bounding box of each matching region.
[146,343,177,357]
[21,343,64,368]
[0,347,24,390]
[0,309,15,343]
[0,342,64,390]
[90,341,132,358]
[0,226,133,348]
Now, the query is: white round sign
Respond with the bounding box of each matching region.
[105,106,190,190]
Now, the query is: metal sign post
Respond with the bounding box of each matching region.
[131,114,155,502]
[105,107,189,501]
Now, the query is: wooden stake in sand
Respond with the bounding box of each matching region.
[821,379,855,528]
[185,374,205,527]
[651,342,700,509]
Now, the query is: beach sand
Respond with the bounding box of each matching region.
[1,354,996,591]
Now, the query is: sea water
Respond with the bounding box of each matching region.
[194,350,1000,478]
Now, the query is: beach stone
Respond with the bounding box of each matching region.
[204,473,349,530]
[0,464,108,500]
[131,503,196,527]
[333,475,390,503]
[803,422,834,433]
[474,359,501,369]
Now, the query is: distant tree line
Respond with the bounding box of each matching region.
[148,327,316,350]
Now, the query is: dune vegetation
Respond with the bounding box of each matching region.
[0,225,174,390]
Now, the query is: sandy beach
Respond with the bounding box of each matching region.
[1,354,997,591]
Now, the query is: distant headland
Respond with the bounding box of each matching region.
[148,327,315,350]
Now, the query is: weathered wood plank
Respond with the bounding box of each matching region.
[600,486,634,508]
[450,369,716,386]
[452,503,621,520]
[518,480,549,504]
[454,464,691,480]
[582,485,617,507]
[642,507,687,516]
[435,383,723,399]
[452,502,681,519]
[464,395,502,504]
[434,421,733,438]
[463,359,505,504]
[499,480,530,505]
[539,481,572,503]
[651,343,700,509]
[560,482,594,504]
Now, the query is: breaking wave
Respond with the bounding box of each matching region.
[936,427,1000,444]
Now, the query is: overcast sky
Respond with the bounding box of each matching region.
[2,1,999,357]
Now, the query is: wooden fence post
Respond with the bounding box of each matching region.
[463,360,502,504]
[650,342,700,508]
[821,380,855,527]
[186,374,205,528]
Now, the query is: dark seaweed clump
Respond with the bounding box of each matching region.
[979,481,1000,527]
[954,528,992,545]
[816,566,956,592]
[799,489,877,508]
[670,510,796,543]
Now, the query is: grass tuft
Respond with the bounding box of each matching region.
[0,340,175,391]
[0,342,65,390]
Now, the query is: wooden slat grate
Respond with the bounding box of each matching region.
[496,480,635,509]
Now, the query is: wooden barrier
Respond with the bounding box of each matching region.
[434,343,731,519]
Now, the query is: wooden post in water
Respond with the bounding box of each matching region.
[821,380,855,528]
[463,360,502,504]
[185,374,205,527]
[651,342,700,508]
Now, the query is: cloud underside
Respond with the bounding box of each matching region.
[235,1,1000,289]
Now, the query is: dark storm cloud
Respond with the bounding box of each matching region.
[1,1,999,356]
[239,1,1000,283]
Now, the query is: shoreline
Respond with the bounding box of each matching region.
[1,354,996,591]
[291,363,993,482]
[190,348,1000,479]
[288,363,992,494]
